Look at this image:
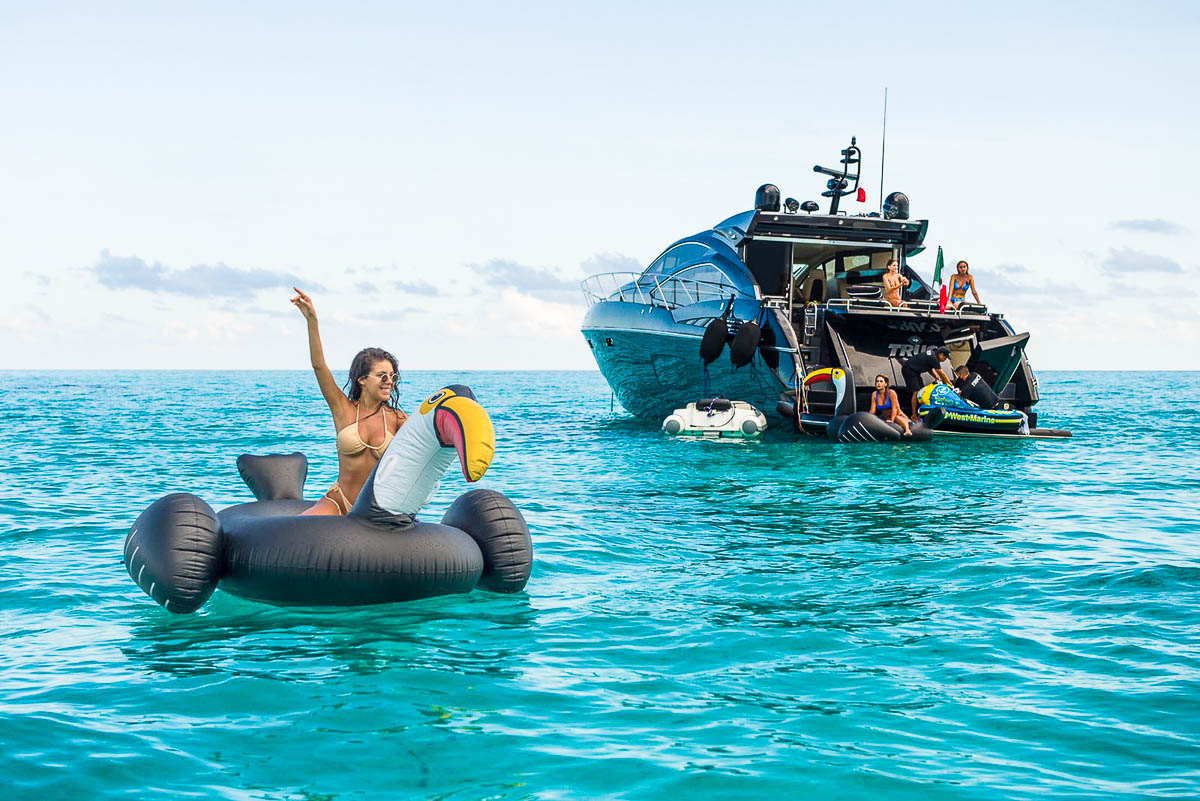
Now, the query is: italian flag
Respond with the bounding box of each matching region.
[932,246,948,312]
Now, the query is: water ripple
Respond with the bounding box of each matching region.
[1,370,1198,799]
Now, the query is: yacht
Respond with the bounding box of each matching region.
[580,137,1047,433]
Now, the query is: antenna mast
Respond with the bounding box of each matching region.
[878,87,888,214]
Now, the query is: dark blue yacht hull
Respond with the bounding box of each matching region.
[581,301,797,420]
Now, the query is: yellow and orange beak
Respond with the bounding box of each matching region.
[804,367,837,386]
[424,390,495,482]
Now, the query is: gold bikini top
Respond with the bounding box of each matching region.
[336,404,395,458]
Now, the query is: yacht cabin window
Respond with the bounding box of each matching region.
[664,263,739,305]
[642,242,711,279]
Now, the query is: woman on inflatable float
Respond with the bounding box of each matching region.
[869,374,913,437]
[290,287,408,516]
[124,382,532,612]
[125,290,532,613]
[796,368,934,442]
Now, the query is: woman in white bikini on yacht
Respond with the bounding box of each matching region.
[290,287,408,516]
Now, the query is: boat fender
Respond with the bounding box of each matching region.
[699,317,727,365]
[758,324,780,370]
[729,321,760,367]
[441,489,532,594]
[123,493,223,613]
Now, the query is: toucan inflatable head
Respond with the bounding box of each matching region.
[803,368,855,416]
[418,385,495,481]
[354,385,496,519]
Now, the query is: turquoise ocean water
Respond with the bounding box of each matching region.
[1,370,1198,799]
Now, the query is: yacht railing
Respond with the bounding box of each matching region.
[581,272,647,306]
[582,272,744,310]
[824,297,997,318]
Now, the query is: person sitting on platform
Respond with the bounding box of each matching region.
[954,364,1003,410]
[883,258,910,307]
[902,346,955,418]
[869,374,913,437]
[949,260,982,308]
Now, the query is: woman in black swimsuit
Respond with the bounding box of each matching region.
[869,374,913,436]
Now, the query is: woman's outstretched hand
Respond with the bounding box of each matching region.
[291,287,317,322]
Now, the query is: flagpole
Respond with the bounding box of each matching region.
[878,87,888,215]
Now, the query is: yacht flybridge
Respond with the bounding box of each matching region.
[580,137,1062,439]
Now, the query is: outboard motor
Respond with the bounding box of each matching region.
[883,192,910,220]
[755,184,781,212]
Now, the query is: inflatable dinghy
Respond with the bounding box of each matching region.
[123,385,532,613]
[662,399,767,438]
[916,383,1028,434]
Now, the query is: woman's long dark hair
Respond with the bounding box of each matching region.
[343,347,401,408]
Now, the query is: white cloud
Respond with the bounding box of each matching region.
[468,258,580,304]
[1108,219,1186,235]
[1100,248,1184,275]
[90,250,323,297]
[580,252,642,275]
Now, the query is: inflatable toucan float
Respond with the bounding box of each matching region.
[785,368,934,443]
[124,385,532,613]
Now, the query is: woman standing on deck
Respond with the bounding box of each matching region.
[949,260,982,307]
[883,258,910,307]
[290,288,408,516]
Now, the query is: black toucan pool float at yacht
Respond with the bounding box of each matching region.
[779,368,933,443]
[123,385,533,613]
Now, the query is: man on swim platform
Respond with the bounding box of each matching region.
[902,346,955,418]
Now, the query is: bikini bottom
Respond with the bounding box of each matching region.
[322,483,353,515]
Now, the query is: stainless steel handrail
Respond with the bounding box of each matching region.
[581,272,743,310]
[824,297,995,317]
[581,272,646,305]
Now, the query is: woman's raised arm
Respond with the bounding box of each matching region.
[291,288,348,414]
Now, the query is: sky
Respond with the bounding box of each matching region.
[2,0,1198,372]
